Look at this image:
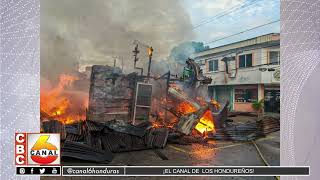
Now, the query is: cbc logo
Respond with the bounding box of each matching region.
[15,133,60,165]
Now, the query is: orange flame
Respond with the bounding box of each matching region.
[175,100,216,134]
[40,74,88,124]
[195,110,215,134]
[196,96,207,106]
[176,101,197,115]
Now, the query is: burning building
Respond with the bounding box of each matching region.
[40,56,279,164]
[87,65,135,122]
[87,65,154,125]
[86,58,221,137]
[40,53,235,139]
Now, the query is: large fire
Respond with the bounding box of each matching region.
[40,74,88,124]
[195,110,215,134]
[155,84,217,135]
[176,101,197,115]
[175,100,216,135]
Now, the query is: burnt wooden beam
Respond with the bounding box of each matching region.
[168,87,201,110]
[174,106,208,135]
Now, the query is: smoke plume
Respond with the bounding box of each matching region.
[41,0,195,82]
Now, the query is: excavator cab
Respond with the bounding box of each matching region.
[180,58,212,89]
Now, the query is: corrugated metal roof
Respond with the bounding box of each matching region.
[86,120,104,131]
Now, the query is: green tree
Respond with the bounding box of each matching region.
[252,99,264,118]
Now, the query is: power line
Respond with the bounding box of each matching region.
[194,1,250,25]
[193,0,263,30]
[204,19,280,45]
[193,0,260,29]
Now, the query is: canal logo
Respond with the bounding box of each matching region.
[28,133,60,165]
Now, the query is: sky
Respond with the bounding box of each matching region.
[182,0,280,48]
[40,0,280,80]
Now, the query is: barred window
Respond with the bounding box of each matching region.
[239,54,252,68]
[269,51,280,64]
[208,60,218,71]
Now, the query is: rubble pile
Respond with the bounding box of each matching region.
[52,114,279,163]
[42,119,66,140]
[40,62,280,164]
[62,140,113,163]
[60,119,169,163]
[210,116,280,141]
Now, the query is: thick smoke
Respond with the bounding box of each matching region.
[41,0,195,83]
[151,41,209,76]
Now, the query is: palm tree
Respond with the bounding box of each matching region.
[252,99,264,118]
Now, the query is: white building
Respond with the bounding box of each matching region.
[193,33,280,113]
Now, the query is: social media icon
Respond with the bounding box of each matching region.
[52,168,57,174]
[67,168,73,174]
[19,168,25,174]
[39,168,45,174]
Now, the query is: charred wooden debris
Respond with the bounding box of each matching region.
[41,115,279,163]
[60,119,168,163]
[41,64,280,164]
[210,116,280,141]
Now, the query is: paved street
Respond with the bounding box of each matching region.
[107,131,280,167]
[44,131,279,180]
[54,114,280,180]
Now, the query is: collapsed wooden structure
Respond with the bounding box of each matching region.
[41,64,280,164]
[60,119,169,163]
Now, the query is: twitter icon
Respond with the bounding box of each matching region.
[39,168,45,174]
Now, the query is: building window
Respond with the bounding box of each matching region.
[235,87,258,103]
[239,54,253,68]
[208,60,218,72]
[269,51,280,64]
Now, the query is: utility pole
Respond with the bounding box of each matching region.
[133,44,139,68]
[112,56,118,67]
[147,46,153,80]
[132,44,143,75]
[121,56,124,71]
[165,71,170,124]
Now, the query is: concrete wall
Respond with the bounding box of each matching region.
[234,102,254,112]
[204,64,279,86]
[199,45,280,86]
[195,35,280,113]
